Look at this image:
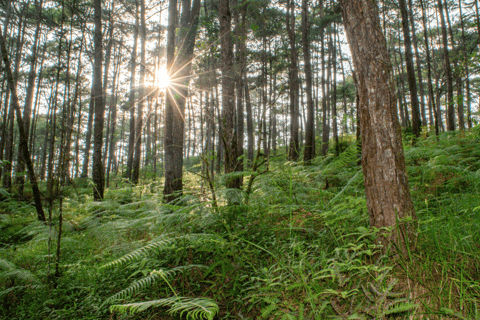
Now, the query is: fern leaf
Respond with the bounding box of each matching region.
[384,301,417,315]
[105,265,206,304]
[110,296,219,320]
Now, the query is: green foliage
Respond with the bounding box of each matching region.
[1,129,480,319]
[110,297,219,319]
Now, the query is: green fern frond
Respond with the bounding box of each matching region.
[261,303,278,319]
[384,301,417,315]
[101,236,174,269]
[0,258,40,283]
[439,307,469,320]
[110,296,219,320]
[105,265,206,304]
[101,233,225,269]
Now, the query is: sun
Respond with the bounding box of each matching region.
[155,66,170,88]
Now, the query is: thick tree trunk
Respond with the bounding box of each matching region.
[340,0,416,253]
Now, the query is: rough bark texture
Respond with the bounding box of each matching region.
[340,0,417,253]
[92,0,105,200]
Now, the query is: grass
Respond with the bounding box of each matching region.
[0,129,479,319]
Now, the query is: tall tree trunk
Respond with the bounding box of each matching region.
[163,0,201,201]
[233,0,246,183]
[458,0,472,129]
[0,27,46,222]
[3,13,26,190]
[92,0,105,200]
[340,0,416,253]
[407,0,426,127]
[132,0,146,184]
[107,44,120,187]
[443,0,464,131]
[437,0,454,131]
[321,33,331,156]
[245,80,254,165]
[125,0,139,180]
[320,13,329,156]
[398,0,421,140]
[419,0,437,135]
[219,0,240,190]
[286,0,299,161]
[15,0,44,193]
[332,27,339,156]
[302,0,315,163]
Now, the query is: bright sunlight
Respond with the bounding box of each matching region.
[155,66,170,88]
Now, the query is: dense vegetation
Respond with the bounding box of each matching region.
[1,0,480,318]
[1,129,479,319]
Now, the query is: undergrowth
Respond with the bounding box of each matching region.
[0,129,479,319]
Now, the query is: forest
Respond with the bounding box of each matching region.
[0,0,480,318]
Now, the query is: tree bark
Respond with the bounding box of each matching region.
[15,0,44,193]
[340,0,416,253]
[132,0,146,184]
[407,0,426,127]
[125,0,139,181]
[398,0,421,140]
[286,0,299,161]
[302,0,315,164]
[219,0,241,190]
[92,0,105,200]
[163,0,201,201]
[437,0,454,131]
[419,0,438,136]
[0,27,46,222]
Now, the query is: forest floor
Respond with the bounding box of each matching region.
[1,128,480,319]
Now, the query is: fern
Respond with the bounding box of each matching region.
[102,233,225,269]
[0,258,40,284]
[384,301,417,315]
[110,296,219,320]
[105,265,206,304]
